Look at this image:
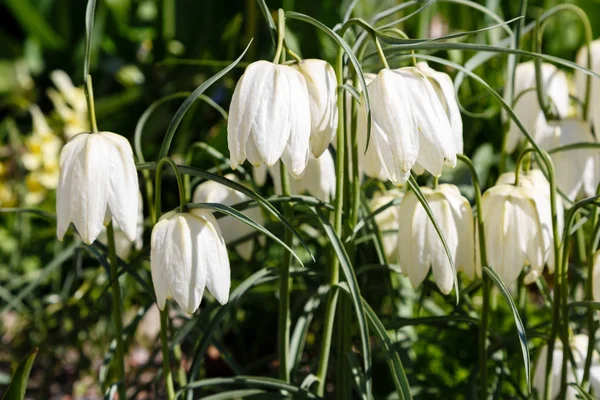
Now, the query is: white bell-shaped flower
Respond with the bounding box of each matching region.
[228,60,311,178]
[397,184,474,294]
[478,175,554,286]
[494,169,563,281]
[365,67,457,185]
[533,334,600,400]
[291,59,338,158]
[270,150,336,202]
[504,61,569,153]
[193,174,263,261]
[150,210,230,314]
[576,39,600,136]
[416,62,463,154]
[98,192,144,260]
[369,189,404,263]
[539,119,600,203]
[56,132,139,245]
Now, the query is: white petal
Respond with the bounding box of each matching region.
[56,133,88,240]
[292,59,338,157]
[191,210,231,304]
[166,215,197,314]
[397,190,430,289]
[100,132,139,242]
[424,192,456,295]
[150,218,172,310]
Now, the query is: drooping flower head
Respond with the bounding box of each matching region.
[56,132,139,245]
[228,60,311,178]
[150,210,230,314]
[364,67,457,185]
[370,189,404,263]
[397,184,474,294]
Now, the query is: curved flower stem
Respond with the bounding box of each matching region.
[84,74,98,133]
[153,157,186,400]
[513,147,537,186]
[373,36,390,69]
[273,9,286,64]
[316,46,345,397]
[457,154,489,399]
[106,222,127,400]
[278,162,293,382]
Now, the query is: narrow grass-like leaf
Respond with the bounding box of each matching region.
[200,390,267,400]
[483,266,530,392]
[290,287,327,376]
[187,202,304,266]
[312,208,372,397]
[158,40,252,159]
[1,348,38,400]
[567,383,595,400]
[84,0,98,79]
[568,301,600,312]
[339,83,361,103]
[345,352,368,397]
[179,376,319,398]
[0,208,56,220]
[285,11,372,154]
[136,162,314,261]
[255,0,277,45]
[4,0,65,50]
[407,176,459,303]
[385,315,479,329]
[134,92,191,162]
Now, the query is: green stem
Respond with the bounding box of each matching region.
[273,9,285,64]
[160,306,176,400]
[154,157,187,218]
[316,47,345,397]
[457,154,489,398]
[84,74,98,133]
[106,222,126,400]
[582,187,600,388]
[373,36,390,69]
[514,147,537,186]
[278,162,293,382]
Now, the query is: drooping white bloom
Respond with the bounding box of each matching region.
[365,67,457,185]
[369,189,404,263]
[56,132,139,245]
[533,334,600,400]
[494,169,563,281]
[150,210,230,314]
[228,61,311,178]
[505,61,569,153]
[479,175,554,286]
[576,39,600,136]
[397,184,474,294]
[291,59,338,158]
[270,150,336,202]
[538,119,600,203]
[416,62,463,154]
[193,174,263,261]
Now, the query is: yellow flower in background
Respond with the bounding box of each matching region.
[22,105,62,177]
[24,172,47,206]
[47,70,89,139]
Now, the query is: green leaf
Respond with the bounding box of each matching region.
[199,390,269,400]
[255,0,277,46]
[1,348,38,400]
[290,287,326,377]
[186,202,305,266]
[158,40,253,159]
[312,208,372,398]
[3,0,65,50]
[180,376,319,398]
[136,162,314,261]
[483,266,531,392]
[285,11,372,154]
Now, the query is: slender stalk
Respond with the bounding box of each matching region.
[316,47,345,397]
[457,154,489,399]
[160,306,176,400]
[278,162,293,382]
[514,147,536,186]
[84,75,98,133]
[106,222,127,400]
